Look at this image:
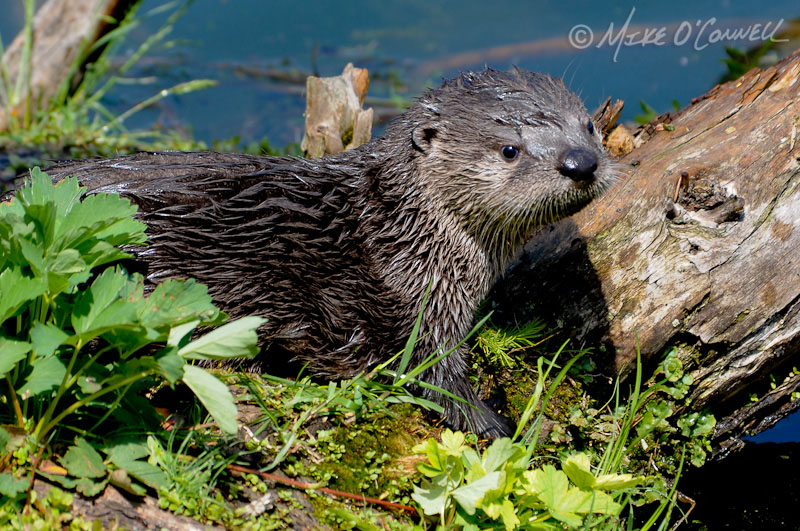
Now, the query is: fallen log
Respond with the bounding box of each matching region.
[495,48,800,457]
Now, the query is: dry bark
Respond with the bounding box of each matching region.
[495,48,800,457]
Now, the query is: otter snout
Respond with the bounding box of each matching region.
[559,149,598,183]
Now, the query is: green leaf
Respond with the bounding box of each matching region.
[411,481,448,516]
[93,216,147,248]
[0,337,31,375]
[167,319,200,347]
[18,238,45,276]
[415,438,445,477]
[481,498,520,531]
[18,170,81,218]
[116,460,167,492]
[562,453,596,490]
[527,466,585,527]
[48,249,86,275]
[155,347,185,384]
[71,267,139,338]
[106,441,150,462]
[0,267,47,323]
[77,239,133,271]
[593,473,640,490]
[60,438,107,479]
[140,278,223,330]
[30,322,69,357]
[75,476,108,497]
[109,468,147,496]
[181,365,238,434]
[107,443,168,490]
[440,429,467,456]
[24,203,58,250]
[38,471,78,490]
[178,316,265,360]
[59,192,140,245]
[482,437,517,473]
[452,471,501,515]
[18,356,66,397]
[0,472,30,497]
[45,249,88,295]
[570,488,622,515]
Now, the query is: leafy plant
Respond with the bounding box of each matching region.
[473,319,546,369]
[629,348,715,468]
[0,169,265,496]
[412,429,639,530]
[0,0,213,156]
[410,345,692,530]
[0,483,93,530]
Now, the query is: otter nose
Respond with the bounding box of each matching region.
[559,149,597,182]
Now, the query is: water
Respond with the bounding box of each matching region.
[2,1,798,145]
[747,409,800,443]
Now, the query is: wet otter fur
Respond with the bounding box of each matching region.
[38,68,616,436]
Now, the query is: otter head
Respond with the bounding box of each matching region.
[400,67,617,263]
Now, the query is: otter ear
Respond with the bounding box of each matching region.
[412,123,439,153]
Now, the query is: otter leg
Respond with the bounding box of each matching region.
[423,347,513,437]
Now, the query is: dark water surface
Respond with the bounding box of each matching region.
[2,1,800,529]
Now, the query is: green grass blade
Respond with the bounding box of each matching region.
[395,278,432,383]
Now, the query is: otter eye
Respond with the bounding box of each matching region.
[587,120,595,135]
[501,145,519,161]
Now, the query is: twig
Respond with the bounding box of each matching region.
[226,463,418,516]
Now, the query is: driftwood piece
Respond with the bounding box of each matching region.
[0,0,134,131]
[300,63,373,159]
[496,48,800,456]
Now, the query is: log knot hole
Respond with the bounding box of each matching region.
[667,171,744,226]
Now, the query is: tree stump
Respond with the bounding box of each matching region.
[300,63,373,159]
[496,48,800,456]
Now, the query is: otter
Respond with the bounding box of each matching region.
[35,68,616,436]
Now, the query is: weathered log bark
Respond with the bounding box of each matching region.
[494,48,800,457]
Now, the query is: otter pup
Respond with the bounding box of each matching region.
[40,68,615,436]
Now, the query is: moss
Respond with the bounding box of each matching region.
[503,369,537,420]
[341,125,354,147]
[544,377,584,420]
[311,403,427,500]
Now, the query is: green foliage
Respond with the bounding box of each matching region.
[411,429,638,529]
[634,101,659,124]
[633,348,715,469]
[720,43,774,83]
[149,432,247,527]
[473,319,546,369]
[0,484,96,530]
[409,346,697,530]
[562,347,715,477]
[0,169,264,468]
[0,0,214,159]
